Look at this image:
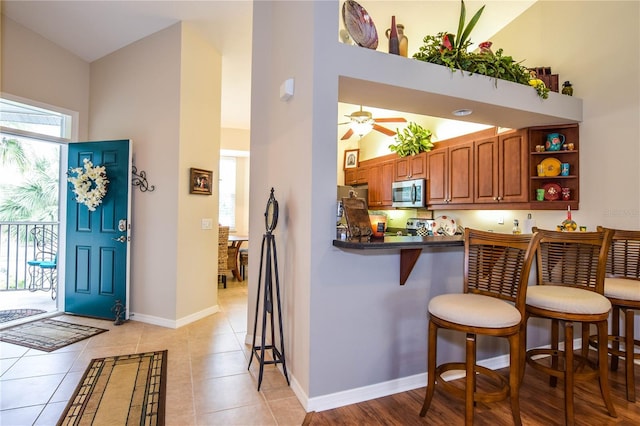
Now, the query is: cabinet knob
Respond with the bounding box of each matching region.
[497,196,502,201]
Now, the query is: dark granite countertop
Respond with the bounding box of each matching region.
[332,235,464,250]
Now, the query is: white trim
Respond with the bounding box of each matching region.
[300,338,593,413]
[1,92,79,140]
[129,305,220,329]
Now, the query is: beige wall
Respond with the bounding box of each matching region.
[90,23,222,324]
[1,15,90,139]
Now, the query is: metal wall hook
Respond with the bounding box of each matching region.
[132,165,155,192]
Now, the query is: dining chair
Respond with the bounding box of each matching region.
[524,228,616,425]
[591,226,640,402]
[420,228,540,425]
[218,226,230,288]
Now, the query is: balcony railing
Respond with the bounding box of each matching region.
[0,222,59,291]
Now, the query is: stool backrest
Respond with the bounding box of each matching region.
[218,226,230,274]
[533,228,613,293]
[464,228,540,310]
[597,226,640,280]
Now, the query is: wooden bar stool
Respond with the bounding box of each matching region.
[590,227,640,402]
[524,228,616,425]
[420,228,540,425]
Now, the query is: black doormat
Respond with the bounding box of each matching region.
[57,350,167,426]
[0,309,46,324]
[0,318,108,352]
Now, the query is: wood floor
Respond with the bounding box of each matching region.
[303,359,640,425]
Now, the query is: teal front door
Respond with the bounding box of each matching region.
[65,140,131,320]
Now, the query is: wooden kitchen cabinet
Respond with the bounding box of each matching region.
[427,141,474,206]
[368,159,395,207]
[394,152,427,181]
[344,166,368,186]
[474,129,528,204]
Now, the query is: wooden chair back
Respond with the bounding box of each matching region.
[464,228,541,312]
[532,228,613,293]
[597,226,640,280]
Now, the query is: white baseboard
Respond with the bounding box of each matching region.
[299,337,594,413]
[130,304,220,329]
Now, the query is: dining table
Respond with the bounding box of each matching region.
[228,235,248,281]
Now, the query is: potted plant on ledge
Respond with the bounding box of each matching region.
[412,0,550,99]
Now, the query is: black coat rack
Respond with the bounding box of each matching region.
[248,188,289,390]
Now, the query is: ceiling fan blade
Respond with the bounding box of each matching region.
[341,128,354,140]
[373,117,407,123]
[373,124,397,137]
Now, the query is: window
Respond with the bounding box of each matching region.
[219,156,236,230]
[0,97,69,222]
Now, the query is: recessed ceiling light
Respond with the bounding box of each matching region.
[452,109,473,116]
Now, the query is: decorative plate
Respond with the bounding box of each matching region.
[540,157,562,177]
[434,215,457,236]
[543,183,562,201]
[342,0,378,49]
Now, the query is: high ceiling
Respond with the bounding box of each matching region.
[2,1,536,131]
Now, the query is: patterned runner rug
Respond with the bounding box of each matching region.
[0,318,108,352]
[0,308,46,323]
[58,351,167,426]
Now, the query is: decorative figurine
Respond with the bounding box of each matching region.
[562,81,573,96]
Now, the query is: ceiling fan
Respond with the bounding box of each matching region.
[339,106,407,140]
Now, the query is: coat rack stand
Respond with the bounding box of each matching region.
[248,189,289,390]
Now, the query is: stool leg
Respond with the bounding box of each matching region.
[564,322,575,426]
[597,320,617,416]
[611,306,621,371]
[624,308,636,402]
[465,332,476,426]
[420,320,438,417]
[551,319,560,388]
[509,332,523,426]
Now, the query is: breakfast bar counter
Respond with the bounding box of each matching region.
[333,235,465,285]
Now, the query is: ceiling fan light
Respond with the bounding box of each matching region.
[351,120,374,136]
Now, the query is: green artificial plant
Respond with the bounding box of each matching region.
[389,122,433,157]
[412,0,549,99]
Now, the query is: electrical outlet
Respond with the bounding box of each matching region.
[201,218,213,230]
[497,214,504,225]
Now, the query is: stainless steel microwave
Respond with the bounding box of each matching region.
[392,178,426,208]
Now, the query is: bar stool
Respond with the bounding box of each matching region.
[420,228,540,425]
[524,228,616,425]
[239,249,249,280]
[591,226,640,402]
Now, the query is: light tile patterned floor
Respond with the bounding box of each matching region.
[0,280,306,425]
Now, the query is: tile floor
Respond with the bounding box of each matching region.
[0,279,307,425]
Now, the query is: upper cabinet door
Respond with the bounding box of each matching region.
[448,142,474,204]
[499,129,528,203]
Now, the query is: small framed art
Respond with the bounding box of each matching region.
[343,149,359,170]
[189,168,213,195]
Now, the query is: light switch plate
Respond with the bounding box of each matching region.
[201,218,213,230]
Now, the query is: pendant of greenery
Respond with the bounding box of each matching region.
[412,0,549,99]
[389,122,434,157]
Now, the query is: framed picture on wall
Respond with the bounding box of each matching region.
[190,168,213,195]
[344,149,359,170]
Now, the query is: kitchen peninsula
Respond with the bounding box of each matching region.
[333,234,464,285]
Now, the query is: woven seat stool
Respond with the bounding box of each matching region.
[218,226,230,288]
[588,227,640,402]
[420,228,540,426]
[524,228,616,426]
